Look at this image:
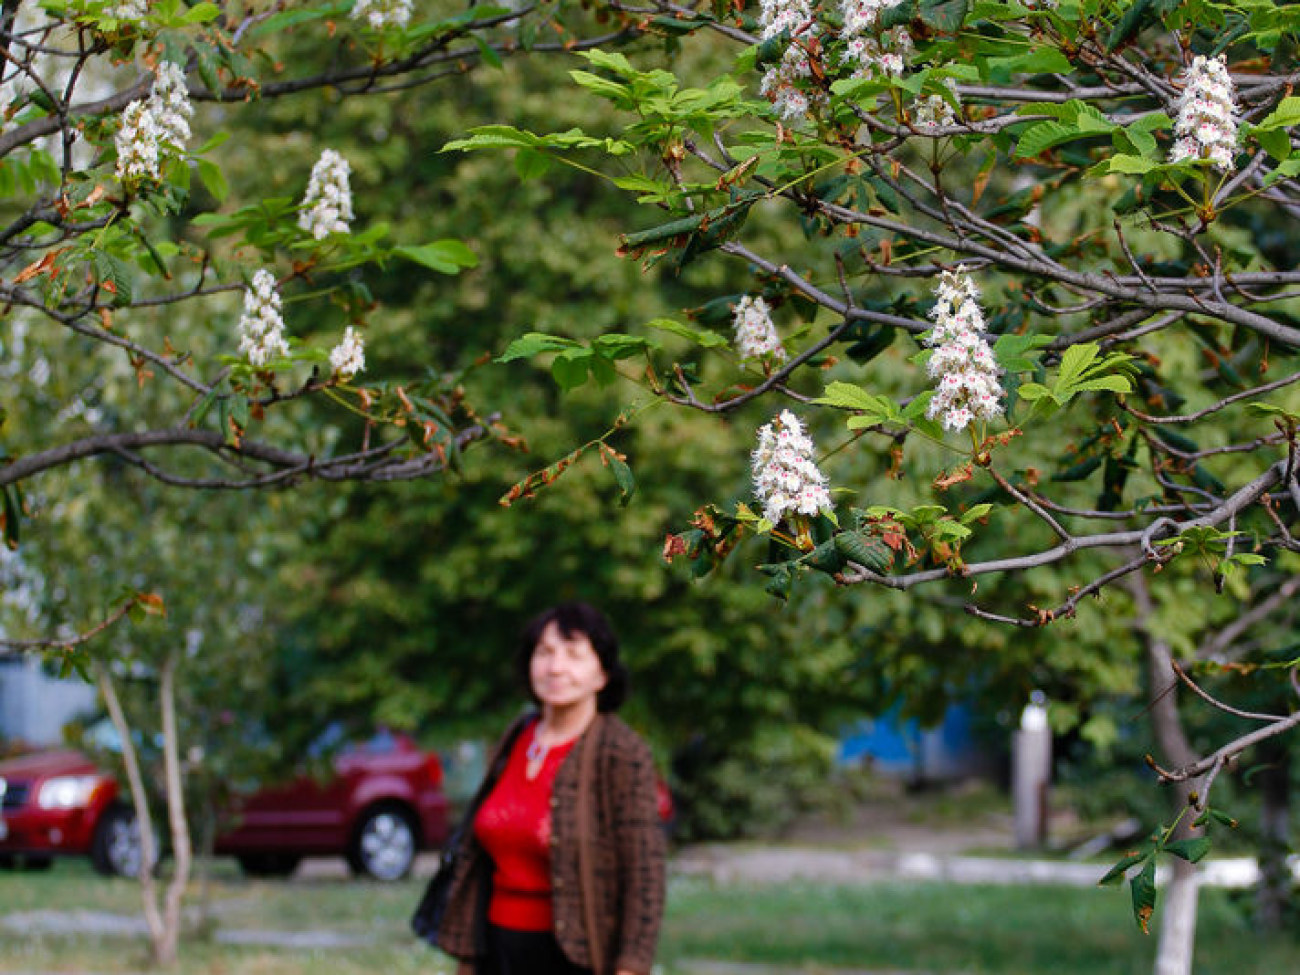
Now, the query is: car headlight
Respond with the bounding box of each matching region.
[37,775,104,810]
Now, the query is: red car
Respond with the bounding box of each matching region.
[0,731,450,881]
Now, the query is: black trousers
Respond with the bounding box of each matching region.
[484,923,593,975]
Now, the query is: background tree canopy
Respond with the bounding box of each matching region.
[4,2,1300,970]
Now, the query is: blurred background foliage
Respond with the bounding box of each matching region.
[1,7,1296,856]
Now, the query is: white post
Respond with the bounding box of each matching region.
[1013,694,1051,849]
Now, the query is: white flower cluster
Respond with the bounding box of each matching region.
[102,0,148,19]
[914,80,959,131]
[351,0,413,30]
[924,269,1003,432]
[760,37,826,122]
[733,295,787,362]
[1169,54,1238,173]
[151,61,193,147]
[839,0,912,80]
[752,410,832,524]
[114,61,192,182]
[759,0,814,39]
[841,0,902,34]
[330,326,366,379]
[238,270,290,368]
[299,149,354,240]
[757,0,824,123]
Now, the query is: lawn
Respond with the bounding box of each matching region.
[0,859,1295,974]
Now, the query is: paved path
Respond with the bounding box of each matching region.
[668,844,1287,889]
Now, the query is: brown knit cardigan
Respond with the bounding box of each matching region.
[436,713,666,975]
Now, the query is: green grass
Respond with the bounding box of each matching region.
[1,859,1296,974]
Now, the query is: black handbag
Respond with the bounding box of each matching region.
[411,715,530,947]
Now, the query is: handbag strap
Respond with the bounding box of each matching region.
[576,714,606,975]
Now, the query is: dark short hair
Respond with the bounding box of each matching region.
[515,602,628,713]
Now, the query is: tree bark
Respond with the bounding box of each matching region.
[96,665,165,953]
[1132,576,1203,975]
[159,654,192,967]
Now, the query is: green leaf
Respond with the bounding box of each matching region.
[960,503,993,525]
[2,485,21,548]
[1164,837,1211,864]
[472,35,504,70]
[1106,0,1156,53]
[1070,375,1134,394]
[551,350,593,390]
[496,332,583,363]
[395,240,478,273]
[197,158,229,203]
[1130,859,1157,933]
[90,251,133,307]
[1255,96,1300,132]
[182,1,221,22]
[1108,153,1158,175]
[645,317,728,348]
[1098,849,1148,887]
[834,531,894,572]
[606,451,636,505]
[592,333,655,359]
[918,0,969,32]
[815,381,889,412]
[993,333,1050,372]
[514,148,552,180]
[1260,127,1292,163]
[443,125,542,152]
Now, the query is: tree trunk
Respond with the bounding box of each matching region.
[1132,576,1203,975]
[96,665,165,953]
[159,653,192,967]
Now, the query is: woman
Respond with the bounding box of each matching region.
[436,602,666,975]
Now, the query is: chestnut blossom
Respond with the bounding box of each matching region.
[114,101,162,181]
[838,0,910,80]
[840,31,911,80]
[733,295,787,362]
[103,0,148,18]
[760,33,826,122]
[351,0,413,30]
[238,270,290,368]
[150,61,192,148]
[114,61,192,182]
[1169,54,1238,173]
[924,268,1003,432]
[840,0,904,34]
[299,149,354,240]
[914,80,959,131]
[329,326,366,379]
[752,410,832,525]
[759,0,815,40]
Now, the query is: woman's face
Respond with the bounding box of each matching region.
[530,620,608,711]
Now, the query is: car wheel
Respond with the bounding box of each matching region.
[347,805,417,881]
[91,804,149,877]
[236,853,302,878]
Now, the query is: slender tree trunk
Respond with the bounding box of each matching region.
[97,656,194,967]
[159,653,192,966]
[95,665,166,952]
[1132,577,1203,975]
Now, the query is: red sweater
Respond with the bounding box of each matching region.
[473,720,576,931]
